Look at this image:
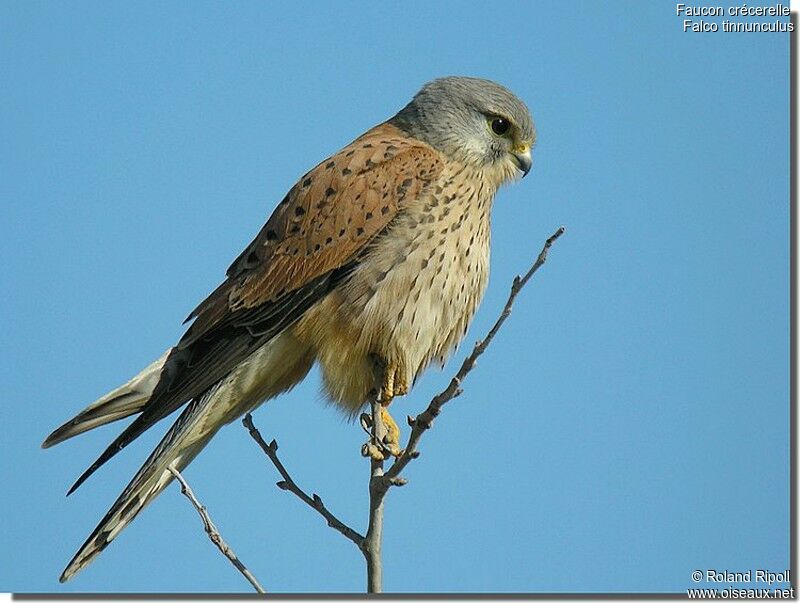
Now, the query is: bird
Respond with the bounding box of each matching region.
[43,76,535,583]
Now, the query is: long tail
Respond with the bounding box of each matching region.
[59,381,227,583]
[49,329,313,582]
[42,350,171,449]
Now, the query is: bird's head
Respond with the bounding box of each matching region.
[390,76,535,186]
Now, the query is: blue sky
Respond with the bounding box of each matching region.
[0,1,790,594]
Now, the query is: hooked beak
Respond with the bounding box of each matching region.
[511,148,532,177]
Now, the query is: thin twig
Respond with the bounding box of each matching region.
[242,413,365,548]
[382,226,566,489]
[168,464,266,594]
[364,397,386,593]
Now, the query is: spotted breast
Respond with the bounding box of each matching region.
[294,161,495,415]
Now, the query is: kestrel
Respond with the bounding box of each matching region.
[44,76,535,582]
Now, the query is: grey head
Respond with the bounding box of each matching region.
[390,76,535,178]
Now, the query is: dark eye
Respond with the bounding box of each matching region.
[490,117,511,136]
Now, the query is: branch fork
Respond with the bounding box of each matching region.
[174,226,564,593]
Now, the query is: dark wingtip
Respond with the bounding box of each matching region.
[67,444,122,496]
[65,415,144,496]
[67,464,96,496]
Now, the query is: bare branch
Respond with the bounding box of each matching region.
[363,397,386,593]
[239,226,564,594]
[358,227,565,591]
[242,413,365,548]
[383,226,566,487]
[168,464,266,594]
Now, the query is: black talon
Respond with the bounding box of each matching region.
[359,412,373,436]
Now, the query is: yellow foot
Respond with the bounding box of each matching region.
[381,365,409,402]
[379,405,402,458]
[359,406,403,461]
[361,358,409,460]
